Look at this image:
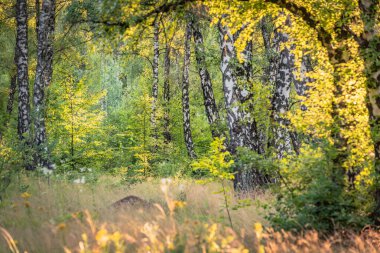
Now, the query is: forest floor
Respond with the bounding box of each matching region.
[0,175,379,252]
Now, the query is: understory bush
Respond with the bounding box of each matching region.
[269,143,370,231]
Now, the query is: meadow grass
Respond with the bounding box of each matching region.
[0,175,379,252]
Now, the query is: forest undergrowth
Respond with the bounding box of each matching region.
[0,175,379,253]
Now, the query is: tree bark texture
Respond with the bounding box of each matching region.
[151,20,159,148]
[15,0,31,141]
[163,43,172,143]
[192,20,221,138]
[270,17,294,159]
[182,22,196,159]
[33,0,56,168]
[219,24,269,191]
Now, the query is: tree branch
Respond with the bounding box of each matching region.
[80,0,191,29]
[263,0,333,47]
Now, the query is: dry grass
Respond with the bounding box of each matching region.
[0,175,379,252]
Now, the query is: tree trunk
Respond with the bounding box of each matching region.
[6,74,17,117]
[33,0,56,169]
[219,24,268,191]
[290,53,314,154]
[262,16,309,157]
[151,20,159,148]
[264,0,378,223]
[270,17,294,159]
[218,24,262,153]
[218,24,243,153]
[36,0,40,33]
[0,73,17,141]
[262,0,350,183]
[191,20,220,137]
[294,54,312,110]
[15,0,31,142]
[182,22,196,159]
[163,44,171,143]
[238,41,265,154]
[261,16,278,86]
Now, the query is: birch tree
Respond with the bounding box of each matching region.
[33,0,56,168]
[150,20,159,148]
[6,74,17,118]
[182,21,196,158]
[191,19,220,137]
[238,41,265,154]
[218,23,268,191]
[218,23,243,153]
[269,16,294,159]
[162,19,172,144]
[15,0,31,142]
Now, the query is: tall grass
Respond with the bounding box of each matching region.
[0,175,379,252]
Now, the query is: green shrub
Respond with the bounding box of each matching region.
[269,143,369,231]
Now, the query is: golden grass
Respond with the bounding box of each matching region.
[0,175,379,252]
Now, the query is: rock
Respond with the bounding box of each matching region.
[111,195,153,209]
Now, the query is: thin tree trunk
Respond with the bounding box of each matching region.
[151,20,159,148]
[15,0,31,142]
[163,44,171,143]
[6,74,17,117]
[175,49,181,90]
[69,90,75,170]
[36,0,40,33]
[261,17,278,154]
[0,73,17,141]
[191,19,220,138]
[33,0,56,169]
[182,22,196,159]
[261,16,278,86]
